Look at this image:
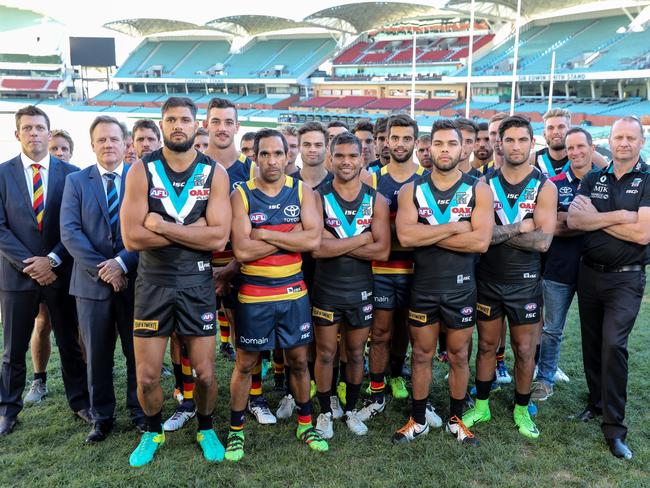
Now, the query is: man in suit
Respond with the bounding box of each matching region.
[0,105,89,436]
[61,115,144,443]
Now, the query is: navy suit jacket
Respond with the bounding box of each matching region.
[60,163,138,300]
[0,155,77,292]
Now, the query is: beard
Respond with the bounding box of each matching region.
[164,134,196,153]
[433,157,460,172]
[547,139,566,151]
[389,147,414,163]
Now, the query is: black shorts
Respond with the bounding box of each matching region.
[235,294,312,352]
[476,280,542,325]
[220,278,240,310]
[373,273,412,310]
[312,299,373,329]
[133,278,217,337]
[408,287,476,329]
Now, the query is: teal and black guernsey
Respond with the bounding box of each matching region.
[477,167,547,283]
[412,172,478,292]
[140,148,216,286]
[313,180,376,306]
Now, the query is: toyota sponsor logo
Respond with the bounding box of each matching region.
[201,312,215,322]
[149,187,168,199]
[284,205,300,218]
[559,187,572,195]
[460,307,473,316]
[300,322,311,332]
[418,207,433,218]
[524,303,537,312]
[250,212,267,223]
[326,218,341,227]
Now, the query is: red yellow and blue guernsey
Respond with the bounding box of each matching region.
[370,164,428,275]
[236,175,306,303]
[211,153,257,267]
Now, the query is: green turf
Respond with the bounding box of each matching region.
[0,287,648,488]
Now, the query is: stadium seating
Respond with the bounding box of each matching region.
[115,41,161,76]
[365,98,411,110]
[300,97,338,108]
[414,99,453,111]
[326,96,377,109]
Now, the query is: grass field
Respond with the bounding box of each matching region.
[0,287,648,488]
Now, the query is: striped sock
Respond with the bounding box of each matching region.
[249,357,262,399]
[230,409,245,432]
[369,372,385,400]
[218,310,230,344]
[296,400,312,428]
[181,349,194,402]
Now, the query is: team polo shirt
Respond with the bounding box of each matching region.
[576,160,650,266]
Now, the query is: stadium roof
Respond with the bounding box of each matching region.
[305,2,451,33]
[205,15,322,36]
[101,1,650,37]
[102,18,231,37]
[0,5,56,32]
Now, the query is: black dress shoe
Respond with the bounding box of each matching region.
[85,420,114,443]
[607,437,633,460]
[75,408,93,424]
[569,405,601,422]
[0,416,17,436]
[133,417,147,434]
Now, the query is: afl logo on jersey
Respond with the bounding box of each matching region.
[418,207,433,218]
[201,312,215,322]
[250,212,268,223]
[326,218,341,227]
[461,307,473,316]
[300,323,311,332]
[525,303,537,312]
[150,187,168,199]
[284,205,300,218]
[494,201,503,210]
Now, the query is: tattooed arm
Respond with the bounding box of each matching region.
[504,181,557,252]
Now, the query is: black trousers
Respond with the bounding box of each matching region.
[0,287,89,418]
[76,282,142,423]
[577,262,646,439]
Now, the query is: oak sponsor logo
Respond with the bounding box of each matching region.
[134,319,159,331]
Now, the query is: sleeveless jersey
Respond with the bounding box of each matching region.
[412,172,478,292]
[288,168,334,287]
[211,153,256,267]
[370,164,428,274]
[477,167,547,283]
[140,148,215,286]
[236,175,306,303]
[535,147,570,178]
[313,180,375,305]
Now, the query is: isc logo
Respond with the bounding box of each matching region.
[250,212,267,223]
[150,187,168,199]
[418,207,432,217]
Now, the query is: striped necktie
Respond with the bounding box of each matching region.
[32,164,44,232]
[105,172,119,238]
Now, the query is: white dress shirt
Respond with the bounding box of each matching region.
[96,162,128,273]
[20,152,61,266]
